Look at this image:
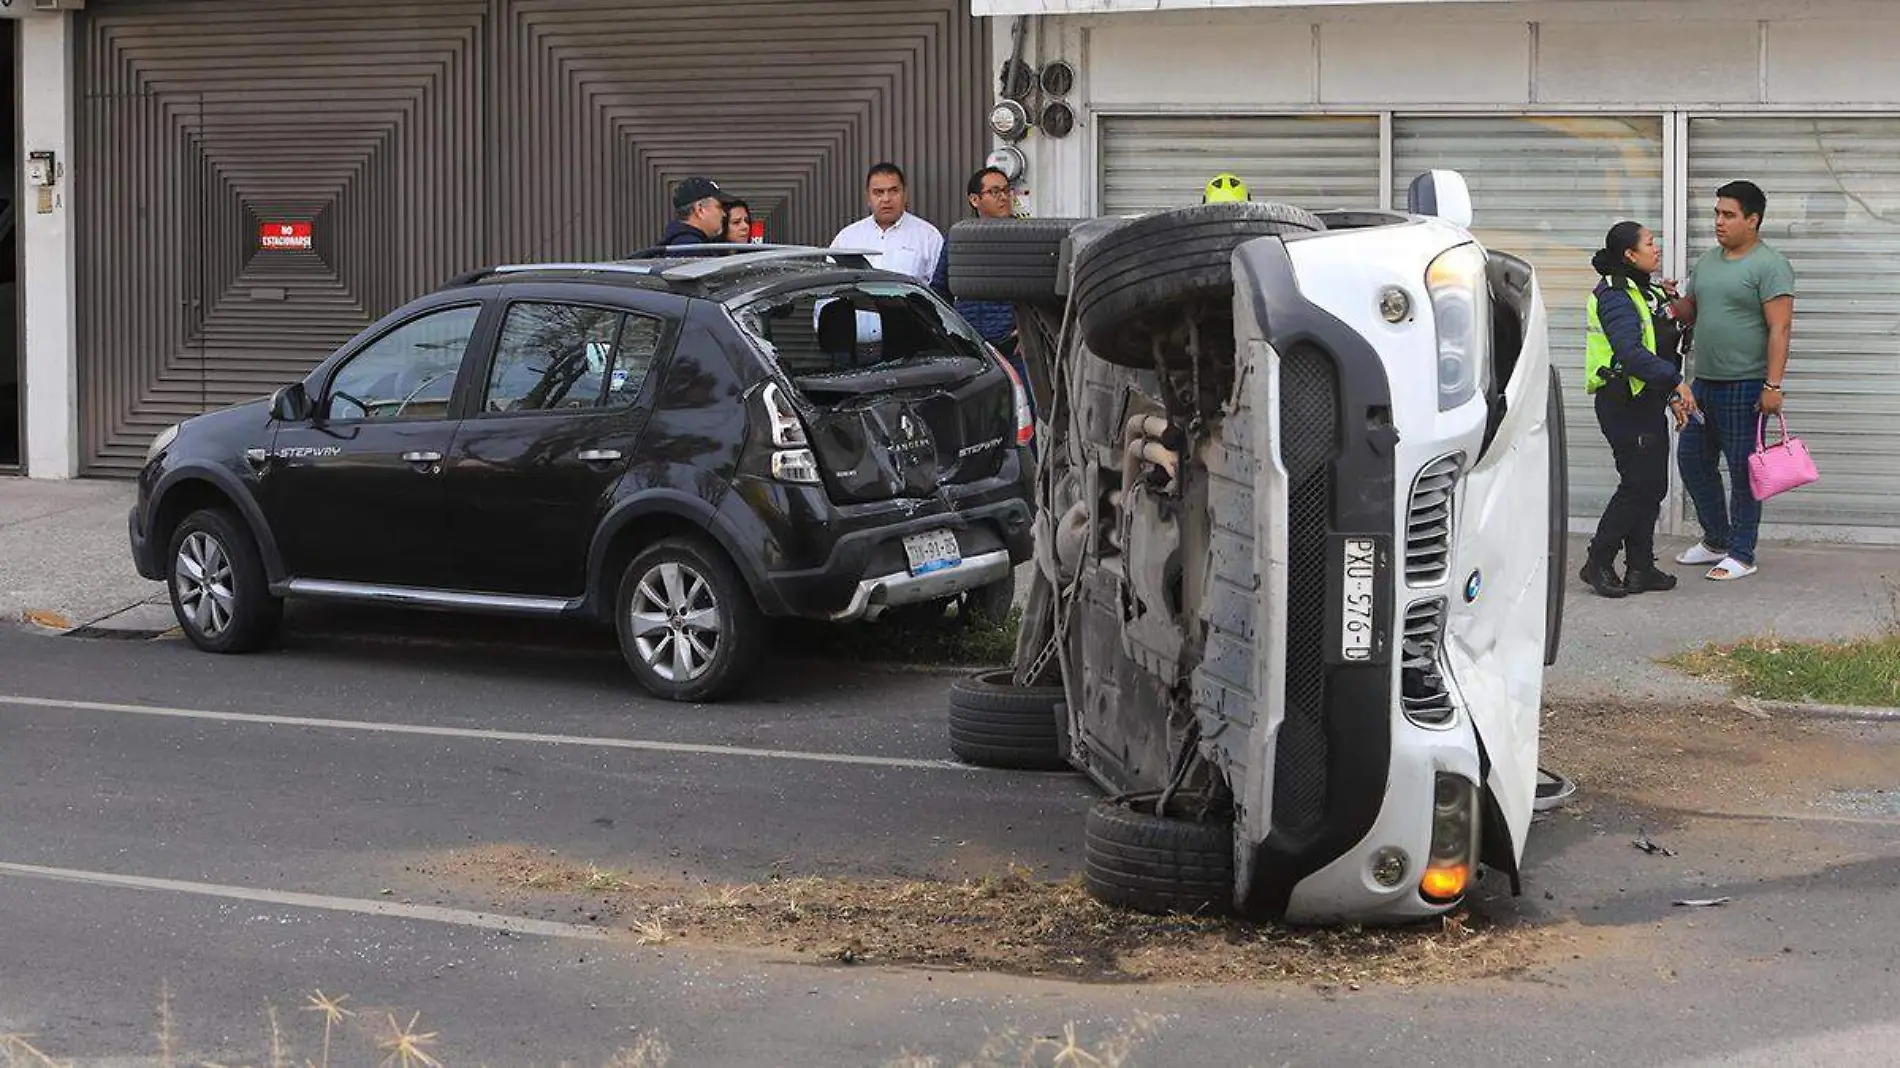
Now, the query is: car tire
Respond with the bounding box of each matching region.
[1071,202,1325,368]
[615,537,763,703]
[1084,795,1235,916]
[963,576,1016,625]
[946,217,1087,304]
[1544,365,1569,667]
[946,669,1067,770]
[166,507,282,655]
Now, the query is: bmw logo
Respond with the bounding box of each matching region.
[1464,570,1483,603]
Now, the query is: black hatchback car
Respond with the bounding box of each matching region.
[128,246,1036,701]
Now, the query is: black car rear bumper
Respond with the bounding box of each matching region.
[753,491,1033,621]
[733,461,1041,619]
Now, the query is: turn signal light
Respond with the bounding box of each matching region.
[1421,772,1480,904]
[1420,863,1469,903]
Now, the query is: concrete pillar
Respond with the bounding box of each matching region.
[18,12,79,479]
[986,13,1091,219]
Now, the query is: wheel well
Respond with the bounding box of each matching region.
[152,479,241,555]
[595,514,734,617]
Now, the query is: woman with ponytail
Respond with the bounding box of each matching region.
[1579,222,1700,599]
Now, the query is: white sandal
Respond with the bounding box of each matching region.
[1706,556,1758,581]
[1676,542,1728,566]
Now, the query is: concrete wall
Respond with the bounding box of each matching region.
[992,0,1900,216]
[976,0,1515,13]
[15,11,77,478]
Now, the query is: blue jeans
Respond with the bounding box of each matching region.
[1677,379,1765,565]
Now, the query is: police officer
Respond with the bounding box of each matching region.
[1203,172,1249,204]
[1580,221,1701,598]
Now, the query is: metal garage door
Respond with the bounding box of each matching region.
[1688,117,1900,529]
[1098,115,1382,217]
[74,0,992,474]
[1391,116,1667,522]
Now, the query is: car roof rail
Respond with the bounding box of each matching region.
[485,261,662,279]
[655,245,881,281]
[459,245,883,287]
[624,241,822,261]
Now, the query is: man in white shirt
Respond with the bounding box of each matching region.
[829,162,944,283]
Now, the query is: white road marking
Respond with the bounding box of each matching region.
[0,860,611,941]
[0,693,974,772]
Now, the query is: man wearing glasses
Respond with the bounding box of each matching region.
[931,167,1026,402]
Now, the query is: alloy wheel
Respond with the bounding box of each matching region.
[174,531,236,638]
[628,561,722,683]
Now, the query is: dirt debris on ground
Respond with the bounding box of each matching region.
[1540,698,1900,817]
[422,845,1563,988]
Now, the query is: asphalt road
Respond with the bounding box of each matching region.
[2,615,1898,1066]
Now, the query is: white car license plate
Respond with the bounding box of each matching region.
[903,529,962,577]
[1341,537,1378,662]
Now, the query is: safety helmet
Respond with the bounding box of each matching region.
[1203,172,1249,204]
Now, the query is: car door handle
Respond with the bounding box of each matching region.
[402,450,443,464]
[576,449,622,463]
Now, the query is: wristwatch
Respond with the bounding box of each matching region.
[1764,383,1784,392]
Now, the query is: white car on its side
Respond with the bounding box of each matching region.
[939,171,1566,923]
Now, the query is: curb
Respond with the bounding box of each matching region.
[1735,696,1900,723]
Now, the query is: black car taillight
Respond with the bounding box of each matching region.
[986,342,1033,447]
[758,381,822,485]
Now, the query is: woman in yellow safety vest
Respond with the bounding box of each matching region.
[1579,221,1701,599]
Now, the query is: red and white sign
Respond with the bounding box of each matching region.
[259,221,313,251]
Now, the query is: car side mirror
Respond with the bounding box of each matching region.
[270,383,313,423]
[1407,169,1475,229]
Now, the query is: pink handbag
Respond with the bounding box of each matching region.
[1747,413,1819,501]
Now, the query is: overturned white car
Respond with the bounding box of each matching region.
[941,173,1568,924]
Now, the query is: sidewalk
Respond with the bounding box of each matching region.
[2,478,1892,702]
[0,479,160,631]
[1552,534,1897,704]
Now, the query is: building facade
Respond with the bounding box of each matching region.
[6,0,992,477]
[976,0,1900,541]
[10,0,1900,543]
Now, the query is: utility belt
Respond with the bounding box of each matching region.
[1592,364,1667,407]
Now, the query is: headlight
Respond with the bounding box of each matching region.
[146,423,181,462]
[1425,243,1491,412]
[1419,772,1482,904]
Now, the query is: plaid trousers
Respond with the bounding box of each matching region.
[1677,378,1766,565]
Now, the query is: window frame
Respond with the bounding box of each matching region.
[316,300,490,426]
[465,290,681,422]
[733,278,991,380]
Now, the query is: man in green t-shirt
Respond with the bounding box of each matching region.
[1672,180,1796,582]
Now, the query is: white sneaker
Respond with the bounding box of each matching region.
[1676,542,1727,566]
[1706,557,1758,581]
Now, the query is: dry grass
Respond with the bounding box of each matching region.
[2,990,677,1068]
[429,847,1541,988]
[1,987,1162,1067]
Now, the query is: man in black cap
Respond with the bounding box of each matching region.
[658,177,735,247]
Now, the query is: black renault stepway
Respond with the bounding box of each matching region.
[127,246,1036,701]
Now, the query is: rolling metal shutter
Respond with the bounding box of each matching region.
[1098,115,1382,216]
[1688,118,1900,529]
[1392,116,1666,521]
[73,0,991,474]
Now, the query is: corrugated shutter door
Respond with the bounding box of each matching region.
[1392,117,1666,521]
[1688,118,1900,529]
[1098,115,1382,216]
[73,0,991,475]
